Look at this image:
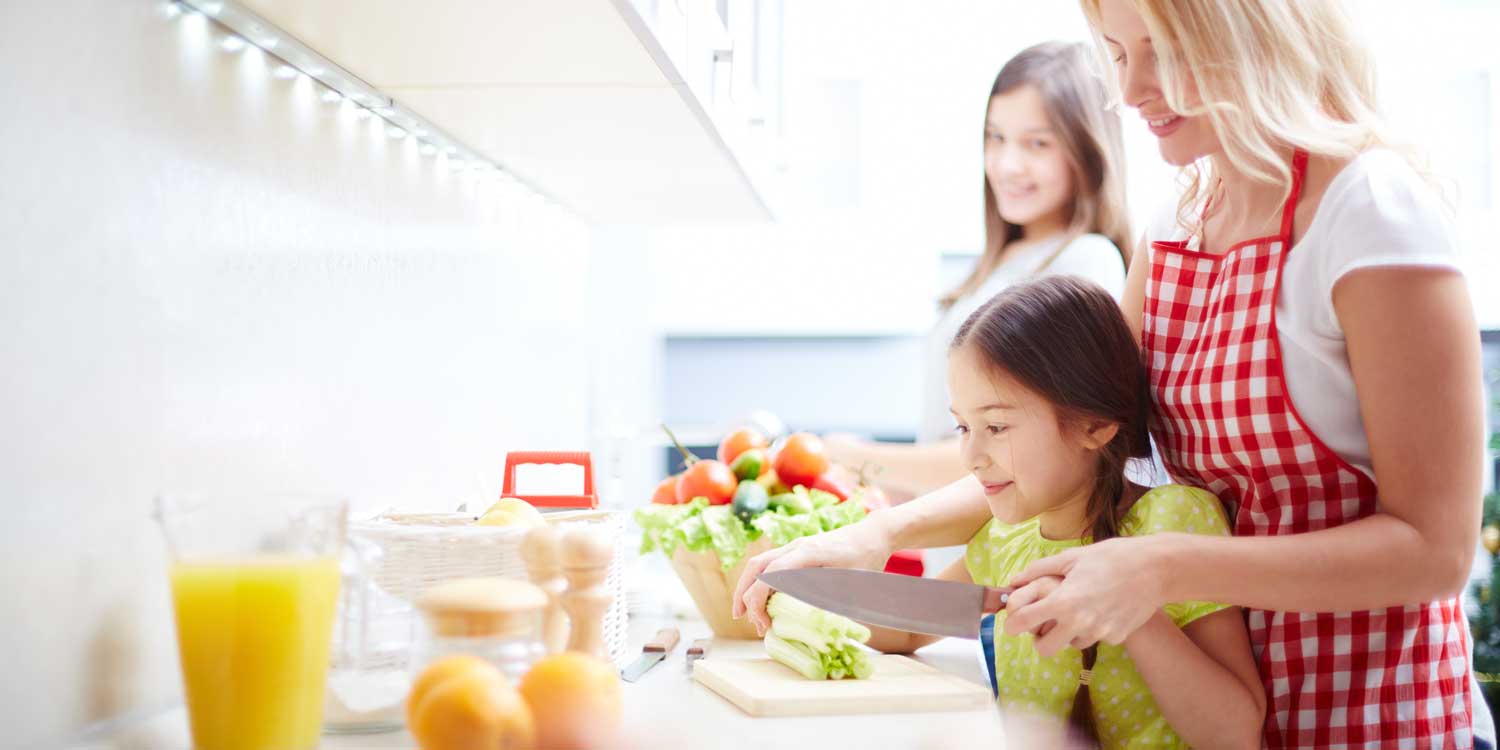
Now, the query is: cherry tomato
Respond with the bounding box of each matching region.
[676,459,738,505]
[717,427,769,466]
[651,475,680,505]
[773,432,830,488]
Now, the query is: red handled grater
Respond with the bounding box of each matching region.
[501,451,599,510]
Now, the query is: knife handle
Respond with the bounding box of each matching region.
[981,586,1013,614]
[644,627,680,654]
[686,638,711,658]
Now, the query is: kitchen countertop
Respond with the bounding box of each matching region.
[76,617,1011,750]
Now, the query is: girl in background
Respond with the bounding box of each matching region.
[824,41,1131,511]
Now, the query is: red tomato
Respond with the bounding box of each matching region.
[717,428,769,466]
[676,460,738,505]
[651,475,680,505]
[773,433,830,488]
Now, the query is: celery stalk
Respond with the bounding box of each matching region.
[765,631,825,680]
[764,593,873,680]
[770,618,832,653]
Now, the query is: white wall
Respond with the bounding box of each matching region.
[0,2,596,745]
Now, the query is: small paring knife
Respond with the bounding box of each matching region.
[685,638,711,671]
[620,627,680,682]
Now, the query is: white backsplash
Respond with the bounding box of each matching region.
[0,1,598,745]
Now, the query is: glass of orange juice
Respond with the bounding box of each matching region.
[155,494,347,750]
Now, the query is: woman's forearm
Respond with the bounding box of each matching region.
[1123,611,1263,750]
[837,438,969,497]
[1155,511,1474,613]
[877,474,993,550]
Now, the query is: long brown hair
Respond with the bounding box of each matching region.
[941,41,1132,310]
[951,275,1152,743]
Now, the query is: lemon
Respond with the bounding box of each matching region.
[476,497,546,528]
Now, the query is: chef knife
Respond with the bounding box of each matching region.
[758,568,1013,639]
[620,627,680,682]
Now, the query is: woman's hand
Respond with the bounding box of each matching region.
[731,519,896,635]
[1002,535,1170,657]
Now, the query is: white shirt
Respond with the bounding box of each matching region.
[919,233,1127,443]
[1146,148,1464,480]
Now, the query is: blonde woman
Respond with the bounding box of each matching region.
[738,1,1489,745]
[824,41,1131,505]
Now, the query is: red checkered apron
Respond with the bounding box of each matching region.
[1143,150,1473,748]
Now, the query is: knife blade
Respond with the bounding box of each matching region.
[620,627,680,682]
[758,568,1012,639]
[684,638,711,672]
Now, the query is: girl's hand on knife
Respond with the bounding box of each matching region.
[732,520,895,635]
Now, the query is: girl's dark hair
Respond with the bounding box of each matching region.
[951,275,1152,744]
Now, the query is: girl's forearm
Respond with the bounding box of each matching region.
[1153,512,1473,613]
[863,623,941,654]
[877,474,993,550]
[1123,612,1263,749]
[842,439,969,497]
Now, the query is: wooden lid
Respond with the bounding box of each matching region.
[416,578,547,638]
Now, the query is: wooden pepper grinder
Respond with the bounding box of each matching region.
[520,525,569,654]
[559,525,613,660]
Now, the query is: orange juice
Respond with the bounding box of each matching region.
[169,557,341,750]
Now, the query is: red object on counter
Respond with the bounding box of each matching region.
[883,549,925,577]
[501,451,598,509]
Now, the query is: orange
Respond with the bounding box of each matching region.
[408,656,490,730]
[518,652,623,750]
[409,657,534,750]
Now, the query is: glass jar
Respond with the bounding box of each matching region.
[324,536,409,734]
[412,577,548,683]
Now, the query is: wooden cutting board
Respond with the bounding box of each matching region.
[692,654,994,717]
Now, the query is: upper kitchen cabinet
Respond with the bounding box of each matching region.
[236,0,782,223]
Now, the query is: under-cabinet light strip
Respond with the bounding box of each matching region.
[168,0,562,207]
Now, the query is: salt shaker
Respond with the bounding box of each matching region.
[520,525,569,654]
[560,526,614,660]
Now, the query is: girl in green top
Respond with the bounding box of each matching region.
[862,276,1265,748]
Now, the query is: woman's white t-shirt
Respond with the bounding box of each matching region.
[1145,148,1464,480]
[919,232,1127,444]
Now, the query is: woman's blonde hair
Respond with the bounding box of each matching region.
[940,41,1131,310]
[1079,0,1405,230]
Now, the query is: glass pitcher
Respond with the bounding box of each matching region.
[155,494,350,750]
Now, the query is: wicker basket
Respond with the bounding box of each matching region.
[350,509,630,666]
